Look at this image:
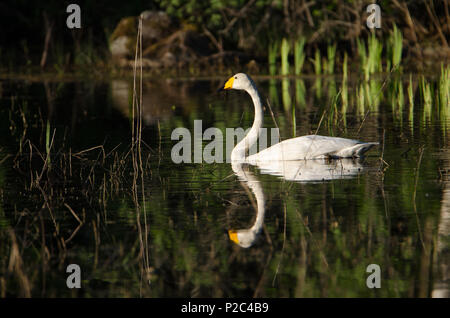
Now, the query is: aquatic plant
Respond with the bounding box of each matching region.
[357,33,382,81]
[294,37,306,76]
[420,76,433,121]
[341,52,348,116]
[268,41,279,76]
[324,43,336,75]
[387,24,403,71]
[408,74,415,128]
[281,38,290,76]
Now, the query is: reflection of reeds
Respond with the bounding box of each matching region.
[295,79,305,108]
[282,78,292,111]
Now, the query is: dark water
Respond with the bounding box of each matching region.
[0,75,448,297]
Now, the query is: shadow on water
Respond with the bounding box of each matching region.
[0,74,449,297]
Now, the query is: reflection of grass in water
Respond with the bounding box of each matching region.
[281,78,292,111]
[356,83,365,117]
[269,78,279,107]
[295,79,305,109]
[389,79,404,125]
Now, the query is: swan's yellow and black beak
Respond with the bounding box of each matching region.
[228,229,239,244]
[217,76,234,92]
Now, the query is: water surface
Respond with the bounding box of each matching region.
[0,75,448,297]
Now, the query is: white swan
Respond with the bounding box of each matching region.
[219,73,378,163]
[228,159,372,248]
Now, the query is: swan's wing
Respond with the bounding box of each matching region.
[255,158,366,181]
[247,135,378,161]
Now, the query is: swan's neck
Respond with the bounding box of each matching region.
[231,84,264,161]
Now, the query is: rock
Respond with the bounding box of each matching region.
[109,35,130,58]
[109,10,214,69]
[140,11,175,46]
[109,17,137,59]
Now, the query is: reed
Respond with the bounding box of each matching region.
[408,74,414,127]
[438,63,450,110]
[294,37,306,76]
[292,102,296,137]
[367,32,383,75]
[327,90,341,135]
[325,43,336,75]
[280,38,290,76]
[312,49,322,98]
[420,76,433,121]
[387,24,403,71]
[312,48,321,76]
[357,33,382,80]
[268,41,279,76]
[341,52,348,113]
[45,119,51,168]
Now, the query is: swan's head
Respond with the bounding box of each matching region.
[219,73,254,91]
[228,229,257,248]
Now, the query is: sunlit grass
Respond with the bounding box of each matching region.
[268,41,279,76]
[387,24,403,71]
[281,38,290,76]
[294,37,306,76]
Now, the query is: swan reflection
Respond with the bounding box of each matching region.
[228,158,370,248]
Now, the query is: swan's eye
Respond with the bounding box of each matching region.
[234,76,237,79]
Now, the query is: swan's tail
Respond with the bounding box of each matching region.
[333,142,379,158]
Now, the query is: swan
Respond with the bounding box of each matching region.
[219,73,378,163]
[228,159,372,248]
[228,162,266,248]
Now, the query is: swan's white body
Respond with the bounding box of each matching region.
[220,73,378,163]
[229,158,371,247]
